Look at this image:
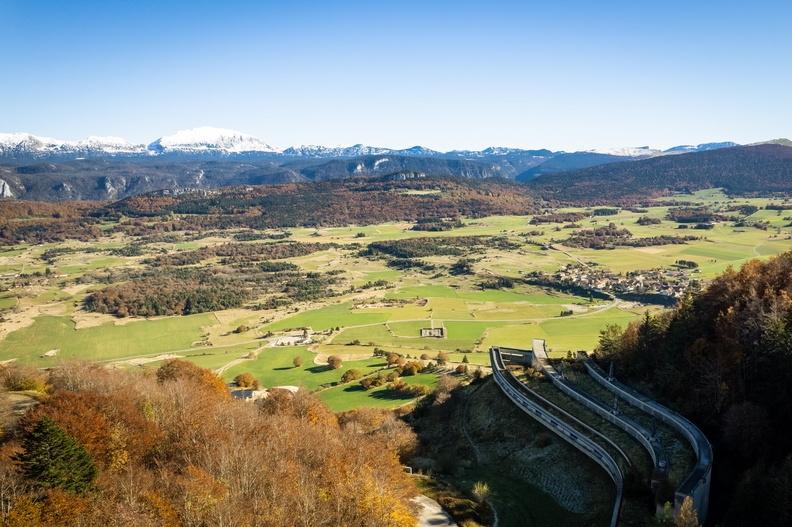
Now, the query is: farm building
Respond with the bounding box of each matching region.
[420,327,445,338]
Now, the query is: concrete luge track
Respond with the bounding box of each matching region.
[531,342,667,477]
[490,347,623,527]
[584,359,712,522]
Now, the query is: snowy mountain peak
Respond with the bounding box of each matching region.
[587,146,661,157]
[148,127,280,154]
[0,132,145,157]
[664,142,739,154]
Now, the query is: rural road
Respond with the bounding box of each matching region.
[412,495,457,527]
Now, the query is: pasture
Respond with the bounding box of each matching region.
[1,189,790,409]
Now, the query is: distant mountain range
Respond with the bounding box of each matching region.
[527,143,792,202]
[0,127,787,202]
[0,126,737,163]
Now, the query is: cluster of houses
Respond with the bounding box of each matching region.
[529,263,698,302]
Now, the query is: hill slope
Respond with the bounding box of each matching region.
[596,250,792,525]
[528,144,792,201]
[0,155,507,201]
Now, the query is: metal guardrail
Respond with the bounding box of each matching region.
[584,359,712,522]
[490,347,623,527]
[532,343,665,473]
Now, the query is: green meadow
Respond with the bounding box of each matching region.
[0,314,216,366]
[1,189,791,409]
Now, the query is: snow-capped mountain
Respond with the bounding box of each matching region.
[282,144,391,157]
[663,142,739,154]
[74,136,144,154]
[0,128,741,163]
[147,127,280,154]
[447,147,554,159]
[587,146,661,157]
[0,132,146,158]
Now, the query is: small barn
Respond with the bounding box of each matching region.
[420,327,445,338]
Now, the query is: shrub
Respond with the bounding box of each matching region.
[233,372,259,389]
[293,356,304,368]
[327,355,342,370]
[472,481,491,503]
[401,361,421,376]
[386,352,402,367]
[341,369,363,383]
[0,364,48,392]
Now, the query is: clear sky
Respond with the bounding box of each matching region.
[1,0,790,151]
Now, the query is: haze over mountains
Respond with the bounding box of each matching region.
[0,126,788,202]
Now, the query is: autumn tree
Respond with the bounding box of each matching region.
[156,359,229,399]
[233,372,259,389]
[676,496,699,527]
[386,352,401,367]
[341,369,363,383]
[327,355,342,370]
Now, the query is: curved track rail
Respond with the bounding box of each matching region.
[532,342,667,475]
[584,359,712,522]
[490,347,623,527]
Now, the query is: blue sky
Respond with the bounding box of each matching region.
[1,0,790,151]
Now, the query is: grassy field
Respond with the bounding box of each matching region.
[222,346,386,391]
[0,314,216,366]
[264,302,390,331]
[319,372,440,412]
[1,189,790,411]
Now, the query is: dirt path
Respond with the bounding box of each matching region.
[411,495,457,527]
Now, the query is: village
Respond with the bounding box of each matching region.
[525,262,700,304]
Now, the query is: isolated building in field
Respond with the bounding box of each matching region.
[420,327,445,338]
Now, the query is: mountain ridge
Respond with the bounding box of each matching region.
[527,143,792,202]
[0,127,741,161]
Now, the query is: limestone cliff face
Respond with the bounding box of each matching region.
[0,178,14,198]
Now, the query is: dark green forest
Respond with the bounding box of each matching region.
[595,250,792,526]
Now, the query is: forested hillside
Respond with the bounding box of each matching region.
[0,361,418,526]
[529,144,792,202]
[595,249,792,526]
[109,177,538,226]
[0,177,537,244]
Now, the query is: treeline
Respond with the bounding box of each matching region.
[0,361,417,526]
[149,241,333,267]
[0,218,103,244]
[561,223,697,249]
[364,236,517,259]
[0,200,106,244]
[529,211,588,224]
[85,275,249,317]
[528,143,792,202]
[1,178,539,245]
[595,250,792,526]
[666,207,725,224]
[108,177,538,228]
[410,217,464,232]
[85,260,342,317]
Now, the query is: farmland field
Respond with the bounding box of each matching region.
[1,189,791,409]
